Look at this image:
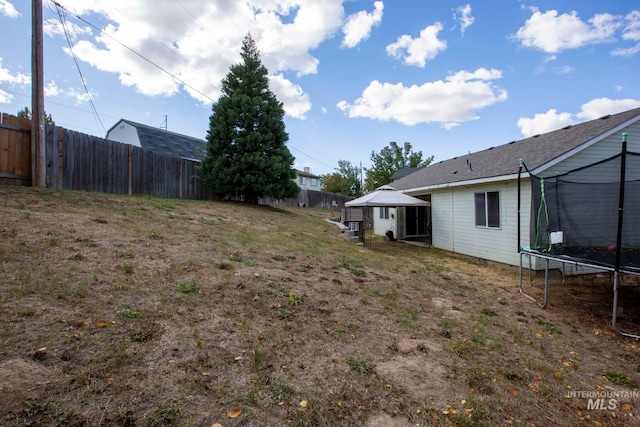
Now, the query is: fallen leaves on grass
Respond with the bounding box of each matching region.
[228,407,243,418]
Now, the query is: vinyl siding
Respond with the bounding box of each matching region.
[539,121,640,177]
[374,207,397,236]
[444,180,526,266]
[432,190,454,252]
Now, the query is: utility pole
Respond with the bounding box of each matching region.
[32,0,46,187]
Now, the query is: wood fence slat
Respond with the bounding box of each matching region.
[1,112,345,205]
[0,119,10,174]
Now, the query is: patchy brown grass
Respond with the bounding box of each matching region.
[1,186,639,426]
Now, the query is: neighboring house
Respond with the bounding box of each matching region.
[106,119,205,161]
[295,167,321,190]
[388,107,640,269]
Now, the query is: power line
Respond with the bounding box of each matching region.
[48,1,339,171]
[52,1,215,104]
[288,144,334,170]
[53,2,106,134]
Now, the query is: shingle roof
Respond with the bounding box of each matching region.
[391,107,640,191]
[391,167,421,180]
[119,119,206,160]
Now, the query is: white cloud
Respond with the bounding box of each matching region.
[615,85,624,92]
[337,68,507,127]
[44,81,61,97]
[517,98,640,136]
[0,0,19,18]
[47,0,345,118]
[268,73,311,119]
[552,65,573,75]
[517,109,575,137]
[611,43,640,56]
[44,18,92,39]
[622,10,640,41]
[386,23,447,67]
[611,11,640,56]
[453,4,474,36]
[0,58,30,85]
[0,57,29,104]
[342,1,383,48]
[0,89,12,103]
[576,98,640,120]
[513,8,621,53]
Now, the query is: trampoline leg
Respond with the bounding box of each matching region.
[542,257,549,307]
[611,271,640,340]
[519,252,547,308]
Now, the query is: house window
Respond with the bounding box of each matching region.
[311,178,318,187]
[379,207,390,220]
[299,176,307,185]
[349,222,359,231]
[474,191,500,228]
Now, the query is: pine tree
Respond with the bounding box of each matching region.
[201,34,299,205]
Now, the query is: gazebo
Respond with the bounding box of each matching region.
[345,186,430,246]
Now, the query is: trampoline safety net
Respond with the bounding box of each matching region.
[527,150,640,271]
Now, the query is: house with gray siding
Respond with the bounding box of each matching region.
[388,107,640,270]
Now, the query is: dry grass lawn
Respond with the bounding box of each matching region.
[1,186,639,426]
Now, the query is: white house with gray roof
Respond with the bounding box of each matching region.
[388,107,640,269]
[106,119,205,161]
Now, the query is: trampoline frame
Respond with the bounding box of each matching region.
[519,249,640,339]
[517,133,639,339]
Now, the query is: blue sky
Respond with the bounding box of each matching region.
[1,1,639,176]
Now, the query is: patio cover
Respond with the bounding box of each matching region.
[345,187,430,207]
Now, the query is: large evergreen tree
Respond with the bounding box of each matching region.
[201,34,298,205]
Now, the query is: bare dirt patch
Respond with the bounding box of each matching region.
[0,359,62,413]
[1,187,640,426]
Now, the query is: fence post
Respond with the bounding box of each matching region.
[127,144,132,195]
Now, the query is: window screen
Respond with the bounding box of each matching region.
[475,191,500,228]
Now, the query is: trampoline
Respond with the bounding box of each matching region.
[517,133,640,339]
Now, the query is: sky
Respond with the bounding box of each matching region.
[1,1,639,176]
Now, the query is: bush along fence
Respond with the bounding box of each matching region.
[0,113,352,208]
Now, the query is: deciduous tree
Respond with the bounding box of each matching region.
[364,142,432,192]
[322,160,362,197]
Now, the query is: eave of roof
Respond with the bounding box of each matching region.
[392,107,640,192]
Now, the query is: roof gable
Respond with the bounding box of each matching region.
[392,107,640,191]
[117,119,205,160]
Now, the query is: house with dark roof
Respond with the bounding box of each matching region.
[385,107,640,268]
[106,119,205,161]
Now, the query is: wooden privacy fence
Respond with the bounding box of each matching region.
[0,113,352,207]
[0,113,210,199]
[0,114,31,186]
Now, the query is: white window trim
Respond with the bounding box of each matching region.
[474,191,501,229]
